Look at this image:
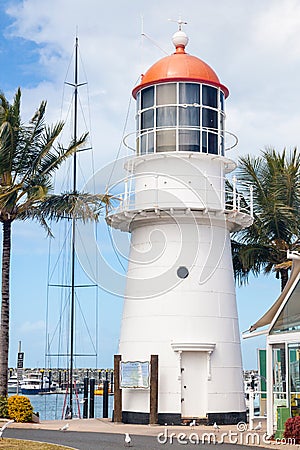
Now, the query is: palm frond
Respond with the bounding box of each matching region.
[36,192,111,223]
[37,133,88,178]
[232,147,300,290]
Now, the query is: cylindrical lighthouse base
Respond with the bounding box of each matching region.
[117,214,246,425]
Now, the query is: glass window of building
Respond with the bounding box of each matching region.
[156,83,176,105]
[273,346,287,395]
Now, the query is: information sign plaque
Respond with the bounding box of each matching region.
[120,361,150,389]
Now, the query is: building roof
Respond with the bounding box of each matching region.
[245,252,300,335]
[132,30,229,99]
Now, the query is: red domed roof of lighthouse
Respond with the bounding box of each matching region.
[132,30,229,98]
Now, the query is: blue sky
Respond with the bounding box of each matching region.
[1,0,300,370]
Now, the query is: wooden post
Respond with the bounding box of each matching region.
[114,354,122,422]
[150,354,158,425]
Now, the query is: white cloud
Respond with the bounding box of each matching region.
[20,320,45,333]
[252,0,300,61]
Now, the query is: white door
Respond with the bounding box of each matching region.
[181,351,207,418]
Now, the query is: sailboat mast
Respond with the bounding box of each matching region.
[69,36,79,419]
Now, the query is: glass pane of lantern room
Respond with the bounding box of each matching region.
[202,85,218,108]
[141,86,154,109]
[141,131,154,154]
[156,107,176,127]
[179,83,200,104]
[208,133,218,155]
[141,109,154,130]
[220,113,225,156]
[156,130,176,152]
[179,106,199,127]
[202,109,218,154]
[179,130,200,152]
[202,108,218,128]
[220,91,224,111]
[156,84,176,105]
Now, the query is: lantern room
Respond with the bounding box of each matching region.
[132,29,230,156]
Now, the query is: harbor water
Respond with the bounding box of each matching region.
[26,393,114,421]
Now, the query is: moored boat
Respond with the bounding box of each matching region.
[94,383,111,395]
[20,372,51,395]
[8,374,21,394]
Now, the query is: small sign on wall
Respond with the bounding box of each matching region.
[120,361,150,389]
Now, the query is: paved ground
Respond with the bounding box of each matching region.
[1,418,295,450]
[4,428,255,450]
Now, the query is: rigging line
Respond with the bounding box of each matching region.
[106,80,138,189]
[61,91,91,191]
[60,96,73,136]
[59,44,76,122]
[78,49,93,148]
[44,235,53,371]
[141,32,169,55]
[106,222,127,272]
[53,222,68,372]
[140,14,145,70]
[77,92,90,139]
[75,225,99,280]
[48,223,72,281]
[75,292,97,355]
[47,293,71,349]
[95,259,99,369]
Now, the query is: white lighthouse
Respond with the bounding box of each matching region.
[107,26,253,425]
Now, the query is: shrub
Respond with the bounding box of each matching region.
[0,396,8,418]
[8,395,33,422]
[284,416,300,443]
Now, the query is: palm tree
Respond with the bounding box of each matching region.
[231,147,300,292]
[0,88,110,397]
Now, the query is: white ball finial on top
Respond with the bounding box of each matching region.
[169,18,189,50]
[172,30,189,49]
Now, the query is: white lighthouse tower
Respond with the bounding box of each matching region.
[107,26,253,425]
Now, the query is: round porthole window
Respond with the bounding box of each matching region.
[177,266,189,279]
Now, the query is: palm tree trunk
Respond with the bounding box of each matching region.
[0,220,11,397]
[280,268,289,292]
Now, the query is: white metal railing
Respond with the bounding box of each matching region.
[107,173,253,218]
[123,126,238,155]
[246,390,267,430]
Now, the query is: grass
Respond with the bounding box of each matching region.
[0,439,76,449]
